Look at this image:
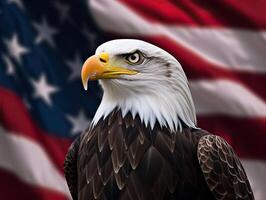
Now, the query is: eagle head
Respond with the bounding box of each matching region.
[81,39,196,131]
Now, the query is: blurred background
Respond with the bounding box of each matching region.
[0,0,265,199]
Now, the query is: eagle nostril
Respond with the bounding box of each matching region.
[98,52,109,64]
[99,57,107,63]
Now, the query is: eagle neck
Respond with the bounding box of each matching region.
[92,79,197,132]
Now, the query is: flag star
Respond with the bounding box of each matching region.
[67,111,91,135]
[33,17,58,47]
[66,54,83,81]
[7,0,24,10]
[2,55,15,75]
[4,34,29,64]
[31,74,59,106]
[53,1,71,23]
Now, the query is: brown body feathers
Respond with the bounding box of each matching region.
[64,110,254,200]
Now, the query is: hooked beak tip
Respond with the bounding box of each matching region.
[82,77,88,91]
[83,83,88,91]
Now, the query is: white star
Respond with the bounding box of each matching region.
[53,1,71,23]
[31,74,59,106]
[33,17,58,47]
[67,111,91,135]
[2,55,15,75]
[4,34,29,64]
[66,54,83,81]
[8,0,24,10]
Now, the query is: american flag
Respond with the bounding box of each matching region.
[0,0,265,199]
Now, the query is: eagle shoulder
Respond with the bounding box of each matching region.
[197,134,254,200]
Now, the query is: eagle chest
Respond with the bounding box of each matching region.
[76,111,210,200]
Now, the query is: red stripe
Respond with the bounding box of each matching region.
[198,116,266,160]
[0,87,72,173]
[119,0,266,29]
[0,168,67,200]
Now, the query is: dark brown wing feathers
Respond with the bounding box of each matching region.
[197,135,254,200]
[64,136,80,200]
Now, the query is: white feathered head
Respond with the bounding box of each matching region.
[82,39,196,131]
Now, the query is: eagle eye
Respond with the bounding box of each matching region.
[125,51,143,64]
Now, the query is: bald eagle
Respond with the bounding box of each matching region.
[64,39,254,200]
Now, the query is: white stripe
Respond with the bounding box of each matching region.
[89,0,156,35]
[90,0,266,73]
[242,159,266,200]
[190,79,266,117]
[166,27,266,73]
[0,126,71,198]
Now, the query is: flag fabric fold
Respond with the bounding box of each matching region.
[0,0,265,199]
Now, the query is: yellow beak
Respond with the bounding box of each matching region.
[81,52,138,90]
